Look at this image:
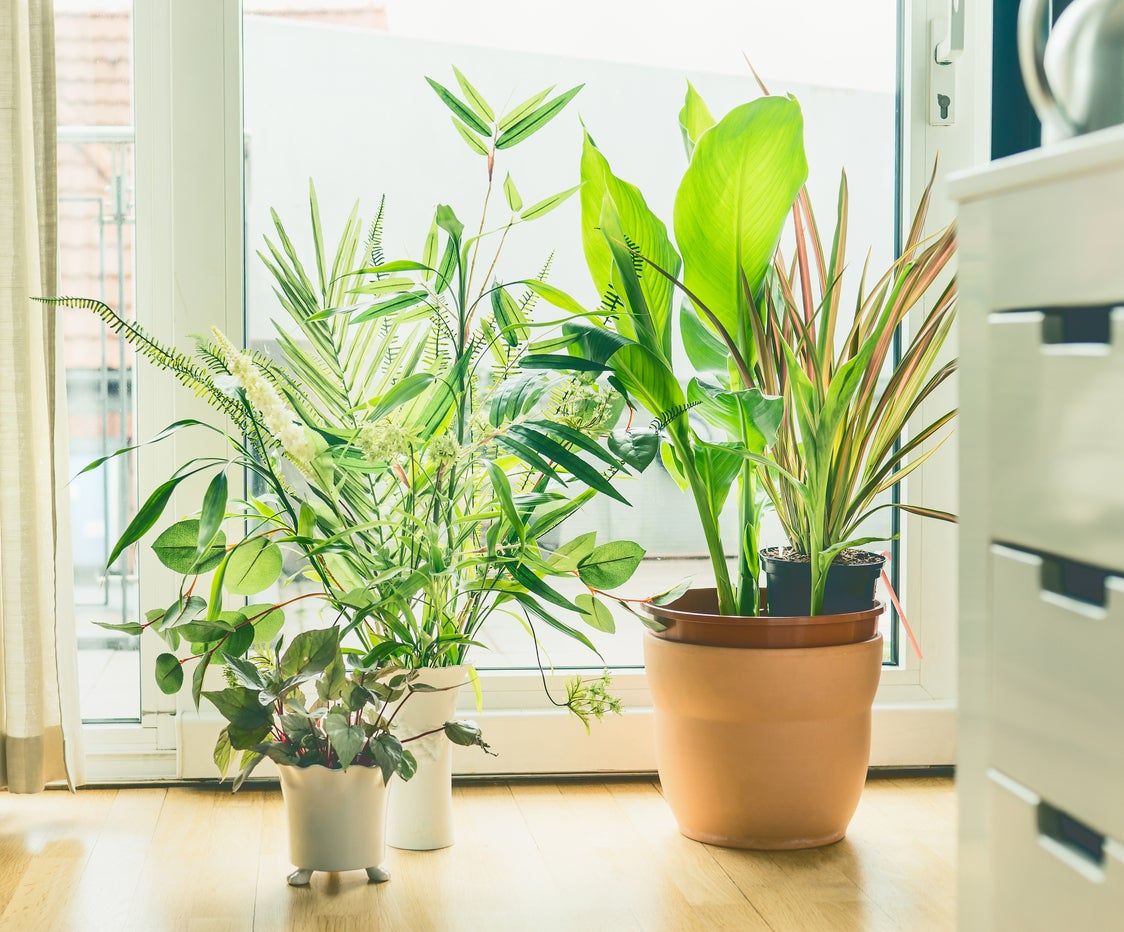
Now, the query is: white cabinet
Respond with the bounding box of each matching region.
[952,125,1124,930]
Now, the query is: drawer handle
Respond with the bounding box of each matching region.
[1039,553,1111,609]
[1040,306,1113,346]
[1038,800,1106,868]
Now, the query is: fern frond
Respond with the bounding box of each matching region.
[650,401,700,433]
[36,296,251,430]
[366,195,387,270]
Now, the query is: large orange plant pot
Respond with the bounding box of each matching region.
[643,629,883,849]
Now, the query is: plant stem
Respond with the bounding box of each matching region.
[669,422,736,616]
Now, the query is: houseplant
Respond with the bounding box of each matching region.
[553,83,956,848]
[42,69,644,867]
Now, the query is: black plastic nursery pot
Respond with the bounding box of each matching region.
[760,547,886,616]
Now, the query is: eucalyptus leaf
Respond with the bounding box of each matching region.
[575,593,616,633]
[155,652,183,695]
[224,537,283,596]
[153,519,226,575]
[577,541,646,590]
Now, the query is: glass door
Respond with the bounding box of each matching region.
[56,0,141,724]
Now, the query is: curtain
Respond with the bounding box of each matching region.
[0,0,84,792]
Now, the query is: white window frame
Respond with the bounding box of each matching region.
[85,0,991,780]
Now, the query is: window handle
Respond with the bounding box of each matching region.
[929,1,964,125]
[935,0,965,64]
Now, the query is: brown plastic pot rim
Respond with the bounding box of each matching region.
[644,587,885,628]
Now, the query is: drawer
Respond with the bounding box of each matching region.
[991,545,1124,840]
[989,306,1124,570]
[955,150,1124,313]
[988,769,1124,931]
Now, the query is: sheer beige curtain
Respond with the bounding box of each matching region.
[0,0,83,792]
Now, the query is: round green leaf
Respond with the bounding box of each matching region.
[224,537,282,595]
[220,622,254,659]
[155,652,184,694]
[245,603,285,646]
[152,519,227,574]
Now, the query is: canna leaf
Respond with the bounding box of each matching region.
[678,80,716,159]
[674,95,807,336]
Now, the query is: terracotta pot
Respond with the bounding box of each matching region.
[645,587,883,649]
[644,630,883,849]
[277,763,391,886]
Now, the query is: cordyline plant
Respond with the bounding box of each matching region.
[542,80,956,618]
[751,165,957,614]
[40,70,656,778]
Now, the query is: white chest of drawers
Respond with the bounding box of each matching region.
[953,126,1124,930]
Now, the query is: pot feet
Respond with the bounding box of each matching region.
[287,869,314,887]
[286,866,390,886]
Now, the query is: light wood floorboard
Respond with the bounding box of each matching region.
[0,776,954,931]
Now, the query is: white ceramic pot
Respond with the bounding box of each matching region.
[387,664,468,851]
[277,762,391,886]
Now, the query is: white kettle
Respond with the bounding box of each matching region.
[1020,0,1124,141]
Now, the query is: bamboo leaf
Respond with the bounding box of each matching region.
[451,117,490,156]
[426,77,491,135]
[495,85,582,149]
[503,173,522,212]
[452,66,494,121]
[498,86,553,131]
[520,186,580,221]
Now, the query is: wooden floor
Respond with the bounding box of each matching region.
[0,776,954,931]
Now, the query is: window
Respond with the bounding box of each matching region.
[83,0,982,776]
[57,0,140,723]
[241,0,900,672]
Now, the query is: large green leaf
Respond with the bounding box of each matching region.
[687,380,783,451]
[608,343,684,418]
[673,95,807,335]
[678,81,716,159]
[680,307,728,374]
[580,135,679,354]
[693,440,745,516]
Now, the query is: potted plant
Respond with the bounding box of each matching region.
[42,69,644,865]
[203,624,492,886]
[551,83,956,849]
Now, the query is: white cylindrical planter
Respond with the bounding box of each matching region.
[387,664,467,851]
[277,763,391,886]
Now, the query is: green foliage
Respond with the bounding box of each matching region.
[60,67,641,745]
[673,95,808,337]
[203,635,486,786]
[751,167,958,613]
